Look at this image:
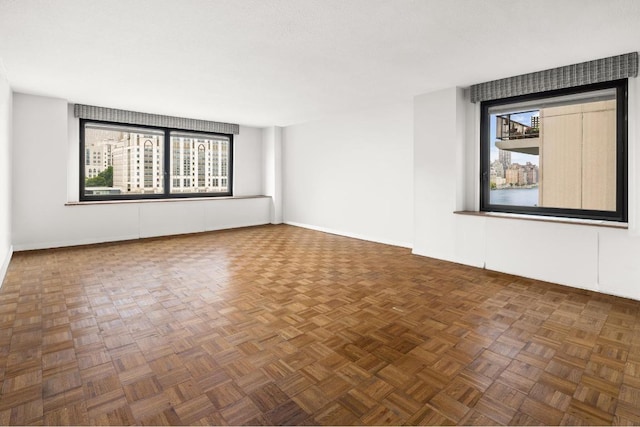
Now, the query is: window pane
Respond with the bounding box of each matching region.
[84,123,164,196]
[169,132,230,194]
[487,88,616,211]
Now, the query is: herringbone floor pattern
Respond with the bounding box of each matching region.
[0,224,639,425]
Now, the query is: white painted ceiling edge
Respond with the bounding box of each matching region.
[0,0,639,127]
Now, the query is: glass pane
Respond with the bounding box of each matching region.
[487,88,616,211]
[84,124,164,196]
[169,132,230,194]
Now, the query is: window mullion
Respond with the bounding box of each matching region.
[164,129,171,197]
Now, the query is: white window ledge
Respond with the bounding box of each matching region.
[454,211,628,229]
[65,195,270,206]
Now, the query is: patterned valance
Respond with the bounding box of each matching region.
[470,52,638,103]
[74,104,239,134]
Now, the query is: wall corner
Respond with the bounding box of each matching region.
[262,126,283,224]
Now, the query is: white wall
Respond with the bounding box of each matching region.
[413,88,485,267]
[263,126,283,224]
[13,92,270,251]
[413,82,640,301]
[234,125,264,197]
[0,64,12,285]
[282,102,414,248]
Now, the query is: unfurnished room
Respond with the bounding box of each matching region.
[0,0,640,425]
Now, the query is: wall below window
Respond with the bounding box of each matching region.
[0,66,12,285]
[12,92,270,251]
[282,102,414,248]
[413,84,640,301]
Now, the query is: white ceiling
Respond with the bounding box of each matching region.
[0,0,639,127]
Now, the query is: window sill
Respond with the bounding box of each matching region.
[65,195,269,206]
[454,211,628,229]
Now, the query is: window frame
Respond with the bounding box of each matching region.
[79,118,234,201]
[479,79,628,223]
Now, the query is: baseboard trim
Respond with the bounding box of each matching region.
[411,248,485,269]
[285,221,412,249]
[0,245,13,289]
[13,235,140,252]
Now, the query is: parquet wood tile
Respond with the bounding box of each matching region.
[1,224,640,425]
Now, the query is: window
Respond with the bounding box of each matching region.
[480,79,627,222]
[80,120,233,200]
[167,132,231,195]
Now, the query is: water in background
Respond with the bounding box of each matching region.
[490,188,539,206]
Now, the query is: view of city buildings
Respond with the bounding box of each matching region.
[488,92,616,211]
[490,149,539,189]
[84,125,230,195]
[488,111,541,207]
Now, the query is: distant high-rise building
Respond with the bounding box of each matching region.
[505,164,519,186]
[504,162,539,187]
[112,133,163,193]
[531,115,540,129]
[491,159,505,178]
[524,162,538,185]
[499,149,512,172]
[84,128,116,178]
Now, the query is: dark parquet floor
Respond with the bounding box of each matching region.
[0,224,639,425]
